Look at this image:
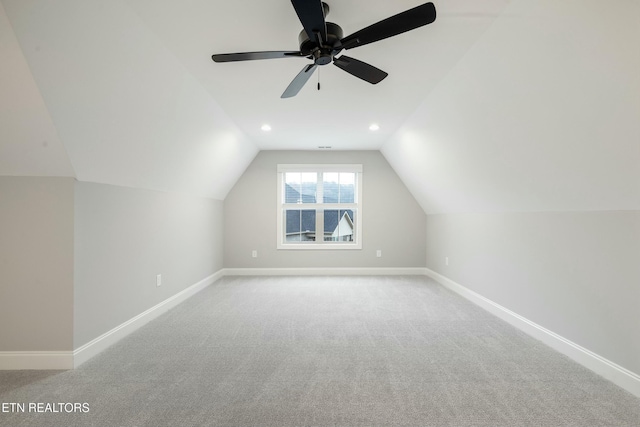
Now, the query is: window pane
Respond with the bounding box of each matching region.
[342,209,355,242]
[300,173,317,203]
[323,209,354,242]
[284,173,300,203]
[339,173,355,203]
[285,209,316,242]
[323,172,339,203]
[284,172,317,203]
[323,209,338,241]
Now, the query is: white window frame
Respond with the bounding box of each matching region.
[277,164,363,250]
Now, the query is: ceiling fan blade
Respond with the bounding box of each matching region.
[333,56,388,84]
[281,64,318,98]
[290,0,327,43]
[340,2,436,50]
[212,51,305,62]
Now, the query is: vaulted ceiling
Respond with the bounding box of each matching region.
[1,0,638,212]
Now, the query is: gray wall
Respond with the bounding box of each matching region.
[0,177,74,351]
[74,181,224,348]
[381,0,640,380]
[426,211,640,375]
[224,151,426,268]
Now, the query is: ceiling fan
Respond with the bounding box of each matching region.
[211,1,436,98]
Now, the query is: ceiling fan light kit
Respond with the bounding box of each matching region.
[212,1,436,98]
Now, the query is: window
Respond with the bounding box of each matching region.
[277,164,362,249]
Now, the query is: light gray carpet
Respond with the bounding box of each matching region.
[1,275,639,426]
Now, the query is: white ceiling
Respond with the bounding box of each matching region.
[125,0,510,150]
[2,0,638,210]
[1,0,509,198]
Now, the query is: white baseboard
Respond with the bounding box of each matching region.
[6,266,639,400]
[4,268,423,371]
[424,268,640,399]
[73,270,224,368]
[222,267,428,276]
[0,352,74,370]
[1,269,221,370]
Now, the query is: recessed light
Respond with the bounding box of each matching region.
[369,123,380,131]
[261,124,272,132]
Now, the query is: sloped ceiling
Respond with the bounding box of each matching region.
[0,1,74,177]
[383,0,640,214]
[2,0,637,209]
[1,0,509,199]
[124,0,509,150]
[2,0,260,199]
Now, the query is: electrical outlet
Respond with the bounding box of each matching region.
[376,250,382,258]
[156,274,162,287]
[445,257,449,266]
[252,250,258,258]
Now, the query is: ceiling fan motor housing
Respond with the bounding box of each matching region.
[298,22,344,65]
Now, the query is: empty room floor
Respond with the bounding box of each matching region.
[1,275,639,426]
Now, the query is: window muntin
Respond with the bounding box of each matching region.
[277,165,362,250]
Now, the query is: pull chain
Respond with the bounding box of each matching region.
[317,68,321,91]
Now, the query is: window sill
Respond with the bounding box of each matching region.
[277,242,362,250]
